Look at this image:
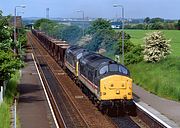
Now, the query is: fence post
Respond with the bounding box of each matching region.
[0,86,3,104]
[3,81,7,97]
[14,98,17,128]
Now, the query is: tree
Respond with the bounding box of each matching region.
[87,18,112,34]
[0,10,24,85]
[177,20,180,30]
[125,44,143,65]
[34,18,55,29]
[85,29,118,52]
[0,11,13,51]
[133,24,145,29]
[38,20,66,39]
[18,28,27,48]
[0,50,23,85]
[143,31,171,63]
[144,17,150,24]
[163,23,176,30]
[150,18,164,23]
[113,31,143,65]
[85,30,103,51]
[114,31,133,55]
[34,18,83,44]
[85,18,116,52]
[61,25,82,44]
[149,22,164,30]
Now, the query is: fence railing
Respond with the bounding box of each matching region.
[0,81,8,105]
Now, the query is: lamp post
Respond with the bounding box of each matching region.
[14,5,26,53]
[76,10,85,36]
[113,4,125,65]
[17,11,24,16]
[17,11,24,56]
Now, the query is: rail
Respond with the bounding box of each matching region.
[28,32,91,128]
[134,101,172,128]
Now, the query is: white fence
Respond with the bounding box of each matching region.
[0,81,7,105]
[0,86,3,104]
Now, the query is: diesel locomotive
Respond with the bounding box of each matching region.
[32,29,136,114]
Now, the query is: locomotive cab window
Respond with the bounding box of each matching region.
[77,53,83,60]
[99,65,108,75]
[119,66,128,75]
[109,64,118,72]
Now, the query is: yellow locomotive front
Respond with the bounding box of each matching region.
[98,74,135,115]
[100,75,132,100]
[94,63,136,114]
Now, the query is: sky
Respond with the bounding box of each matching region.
[0,0,180,19]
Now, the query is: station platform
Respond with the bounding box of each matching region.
[17,52,55,128]
[133,84,180,128]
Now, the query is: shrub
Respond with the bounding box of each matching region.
[143,31,171,63]
[114,31,132,55]
[114,32,143,65]
[125,44,143,65]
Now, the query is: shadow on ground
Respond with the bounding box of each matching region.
[18,84,42,95]
[18,95,45,103]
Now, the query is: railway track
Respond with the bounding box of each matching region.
[107,92,170,128]
[28,33,90,128]
[27,31,170,128]
[134,102,171,128]
[27,32,116,128]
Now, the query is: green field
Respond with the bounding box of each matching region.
[124,30,180,101]
[125,30,180,56]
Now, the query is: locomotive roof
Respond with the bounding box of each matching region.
[61,45,70,49]
[52,40,62,43]
[67,46,88,56]
[56,43,69,46]
[80,52,117,69]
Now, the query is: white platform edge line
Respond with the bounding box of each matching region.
[32,53,59,128]
[134,101,172,128]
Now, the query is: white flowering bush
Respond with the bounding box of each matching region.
[143,31,171,62]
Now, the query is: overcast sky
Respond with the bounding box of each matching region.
[0,0,180,19]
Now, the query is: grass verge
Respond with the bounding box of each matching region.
[0,71,20,128]
[128,56,180,101]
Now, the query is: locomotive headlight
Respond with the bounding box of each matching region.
[122,83,124,87]
[128,92,132,95]
[116,90,120,94]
